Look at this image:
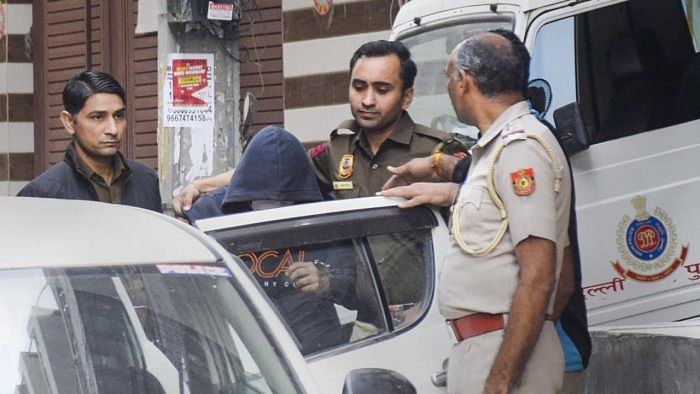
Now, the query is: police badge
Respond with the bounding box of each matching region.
[612,195,688,282]
[337,154,354,179]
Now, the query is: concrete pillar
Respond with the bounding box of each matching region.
[152,0,240,209]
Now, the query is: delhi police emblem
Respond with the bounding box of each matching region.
[337,154,354,179]
[612,195,688,282]
[510,168,535,196]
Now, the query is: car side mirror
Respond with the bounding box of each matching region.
[553,102,590,156]
[342,368,417,394]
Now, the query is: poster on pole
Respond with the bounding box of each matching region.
[164,53,215,128]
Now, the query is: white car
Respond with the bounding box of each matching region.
[0,197,419,394]
[196,196,454,393]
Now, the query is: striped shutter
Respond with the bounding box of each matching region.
[33,0,158,173]
[129,6,158,169]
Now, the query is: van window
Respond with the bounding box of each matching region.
[207,206,437,356]
[530,0,700,143]
[530,18,576,125]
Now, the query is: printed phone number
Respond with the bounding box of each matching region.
[166,114,209,122]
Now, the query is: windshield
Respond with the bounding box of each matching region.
[399,15,514,139]
[0,263,300,394]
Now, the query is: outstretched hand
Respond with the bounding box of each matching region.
[172,169,235,222]
[172,183,201,222]
[378,182,460,208]
[381,156,438,190]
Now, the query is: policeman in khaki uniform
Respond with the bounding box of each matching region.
[382,30,571,393]
[443,30,570,394]
[306,40,467,339]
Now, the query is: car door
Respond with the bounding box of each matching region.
[526,0,700,326]
[197,197,452,393]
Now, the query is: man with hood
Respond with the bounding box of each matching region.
[185,126,354,355]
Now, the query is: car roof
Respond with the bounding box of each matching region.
[195,196,404,232]
[1,197,218,270]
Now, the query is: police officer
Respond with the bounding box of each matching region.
[384,30,570,393]
[443,29,570,394]
[308,40,467,199]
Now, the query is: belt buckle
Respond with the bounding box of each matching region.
[445,320,458,343]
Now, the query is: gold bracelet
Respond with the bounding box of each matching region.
[431,152,443,178]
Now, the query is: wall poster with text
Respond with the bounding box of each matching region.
[164,53,215,128]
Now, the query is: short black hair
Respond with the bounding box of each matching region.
[62,70,126,116]
[454,29,530,97]
[349,40,417,92]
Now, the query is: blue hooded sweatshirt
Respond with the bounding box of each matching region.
[187,126,347,355]
[186,125,323,220]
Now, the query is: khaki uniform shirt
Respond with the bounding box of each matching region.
[439,101,571,319]
[309,112,451,199]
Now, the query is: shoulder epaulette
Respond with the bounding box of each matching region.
[330,119,359,139]
[501,129,528,145]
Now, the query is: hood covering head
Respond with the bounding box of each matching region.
[187,126,322,221]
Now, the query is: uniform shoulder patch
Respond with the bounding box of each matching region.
[510,168,536,196]
[309,142,328,158]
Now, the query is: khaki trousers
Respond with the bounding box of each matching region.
[447,321,563,394]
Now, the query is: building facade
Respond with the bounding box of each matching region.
[1,0,402,198]
[0,0,33,196]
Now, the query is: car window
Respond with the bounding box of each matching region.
[208,206,437,356]
[0,264,303,394]
[530,0,700,143]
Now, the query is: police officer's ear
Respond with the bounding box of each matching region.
[401,86,414,110]
[60,110,77,137]
[458,69,476,95]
